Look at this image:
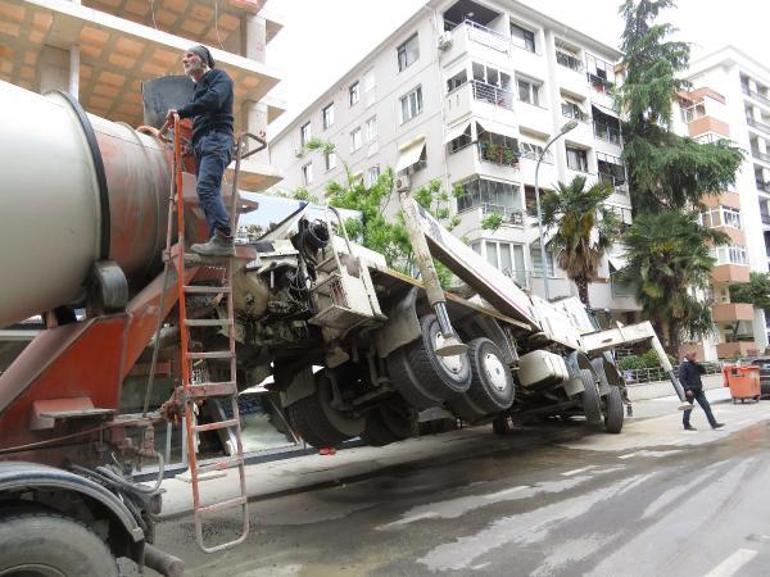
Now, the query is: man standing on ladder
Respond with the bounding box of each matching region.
[166,44,235,257]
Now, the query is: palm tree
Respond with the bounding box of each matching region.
[618,210,728,353]
[539,176,620,305]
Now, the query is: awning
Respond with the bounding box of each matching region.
[476,119,518,141]
[608,253,628,271]
[396,137,427,172]
[444,122,472,143]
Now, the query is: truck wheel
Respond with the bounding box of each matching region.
[603,385,624,434]
[387,314,471,409]
[449,338,514,422]
[0,511,118,576]
[286,370,365,449]
[360,400,418,447]
[580,368,603,426]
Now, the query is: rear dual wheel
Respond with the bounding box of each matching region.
[360,399,418,447]
[449,338,514,422]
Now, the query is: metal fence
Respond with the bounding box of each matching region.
[623,363,723,386]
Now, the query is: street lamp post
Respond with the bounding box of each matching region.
[534,119,579,301]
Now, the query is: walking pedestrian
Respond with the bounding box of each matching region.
[679,351,724,431]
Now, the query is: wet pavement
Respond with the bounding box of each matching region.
[135,394,770,577]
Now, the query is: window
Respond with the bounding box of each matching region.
[301,162,313,185]
[363,70,376,106]
[364,116,377,142]
[448,125,473,154]
[483,240,527,287]
[351,127,362,152]
[456,177,521,217]
[562,100,587,121]
[531,244,556,277]
[365,165,381,187]
[713,245,747,266]
[702,207,742,230]
[349,81,360,106]
[300,122,311,147]
[447,69,467,93]
[517,77,541,106]
[519,141,550,162]
[566,146,589,172]
[556,46,582,71]
[471,63,512,109]
[325,150,337,171]
[400,86,423,124]
[510,22,535,53]
[397,33,419,72]
[322,103,334,129]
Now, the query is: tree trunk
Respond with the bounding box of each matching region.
[668,321,681,358]
[575,276,590,307]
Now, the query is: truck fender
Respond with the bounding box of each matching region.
[280,367,317,408]
[0,461,144,548]
[374,287,421,358]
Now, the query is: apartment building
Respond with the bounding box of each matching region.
[0,0,284,189]
[675,46,770,360]
[268,0,638,318]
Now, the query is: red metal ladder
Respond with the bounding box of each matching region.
[167,116,264,553]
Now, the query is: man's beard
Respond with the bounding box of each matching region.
[185,61,205,79]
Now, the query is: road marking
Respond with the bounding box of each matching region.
[703,548,758,577]
[562,466,596,476]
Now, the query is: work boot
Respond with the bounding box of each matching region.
[190,230,234,257]
[683,425,697,431]
[712,422,725,430]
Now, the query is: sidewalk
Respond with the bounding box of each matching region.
[626,373,723,402]
[157,375,757,521]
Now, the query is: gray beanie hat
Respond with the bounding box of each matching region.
[188,45,215,68]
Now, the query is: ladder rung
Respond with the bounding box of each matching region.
[187,381,237,398]
[184,285,232,294]
[187,351,234,360]
[193,418,240,433]
[198,495,247,516]
[197,455,244,475]
[185,318,234,327]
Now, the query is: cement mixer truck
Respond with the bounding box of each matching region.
[0,78,684,575]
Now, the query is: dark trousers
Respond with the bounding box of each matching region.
[193,131,233,237]
[682,388,718,428]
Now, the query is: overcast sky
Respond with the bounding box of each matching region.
[264,0,770,136]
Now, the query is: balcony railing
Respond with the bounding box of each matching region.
[587,72,614,95]
[747,116,770,136]
[478,142,520,168]
[472,80,513,110]
[599,172,628,194]
[594,122,621,145]
[752,147,770,163]
[556,51,583,72]
[480,203,524,225]
[743,85,770,107]
[462,19,509,53]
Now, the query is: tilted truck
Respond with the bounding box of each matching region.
[0,79,685,575]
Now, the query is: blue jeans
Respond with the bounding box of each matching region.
[194,131,233,237]
[682,388,718,428]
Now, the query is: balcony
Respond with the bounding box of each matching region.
[747,116,770,136]
[478,142,520,168]
[480,203,524,225]
[599,172,628,195]
[712,264,750,284]
[761,211,770,225]
[587,73,614,96]
[712,303,755,323]
[556,51,583,73]
[743,85,770,108]
[717,341,758,359]
[758,180,770,193]
[752,148,770,164]
[594,122,622,146]
[462,19,509,54]
[471,80,513,110]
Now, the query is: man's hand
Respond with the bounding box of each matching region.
[685,389,694,400]
[164,108,178,127]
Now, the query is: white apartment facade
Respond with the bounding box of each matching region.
[268,0,638,319]
[675,46,770,359]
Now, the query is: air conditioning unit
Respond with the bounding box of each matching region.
[396,173,411,191]
[437,32,453,51]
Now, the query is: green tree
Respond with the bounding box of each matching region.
[539,176,620,305]
[617,0,743,213]
[619,211,728,353]
[730,272,770,309]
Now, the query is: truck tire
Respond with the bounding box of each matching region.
[580,368,603,426]
[0,511,118,576]
[286,370,364,449]
[603,385,624,434]
[449,338,514,422]
[387,314,471,409]
[360,400,418,447]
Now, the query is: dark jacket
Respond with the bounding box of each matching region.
[177,68,234,143]
[678,358,704,391]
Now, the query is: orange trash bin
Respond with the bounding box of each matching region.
[723,365,761,403]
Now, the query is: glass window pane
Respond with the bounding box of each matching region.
[486,242,499,268]
[500,243,512,273]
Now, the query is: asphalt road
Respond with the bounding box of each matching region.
[136,395,770,577]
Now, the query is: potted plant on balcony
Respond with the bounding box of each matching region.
[502,147,519,167]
